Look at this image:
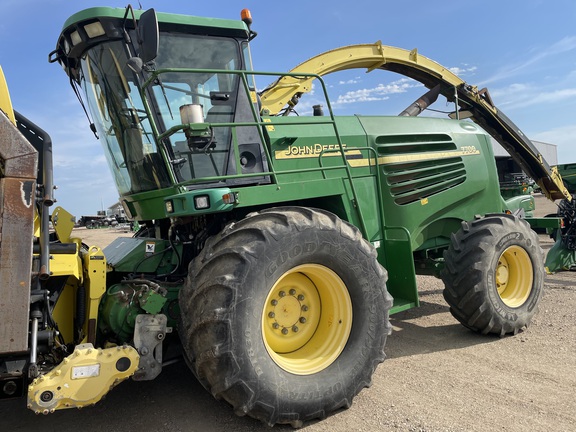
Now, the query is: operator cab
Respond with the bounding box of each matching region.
[51,7,267,200]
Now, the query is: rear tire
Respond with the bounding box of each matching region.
[441,214,544,336]
[179,207,392,427]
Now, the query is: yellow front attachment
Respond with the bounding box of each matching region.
[52,206,77,244]
[496,246,533,308]
[28,343,139,414]
[0,65,15,124]
[262,264,352,375]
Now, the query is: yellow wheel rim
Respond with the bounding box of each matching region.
[495,245,533,308]
[262,264,352,375]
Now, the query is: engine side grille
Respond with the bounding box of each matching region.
[378,134,467,205]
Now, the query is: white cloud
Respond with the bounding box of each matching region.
[489,83,533,106]
[524,88,576,106]
[492,83,576,111]
[448,65,477,76]
[544,36,576,56]
[481,36,576,85]
[333,78,420,105]
[338,77,361,85]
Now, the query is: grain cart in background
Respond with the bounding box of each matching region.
[0,6,573,427]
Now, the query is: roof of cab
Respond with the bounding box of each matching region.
[61,7,248,35]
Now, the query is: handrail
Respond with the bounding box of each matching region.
[141,68,373,236]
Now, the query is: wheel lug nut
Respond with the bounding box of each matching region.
[289,289,296,296]
[268,312,275,318]
[292,326,299,332]
[299,317,306,323]
[281,328,288,335]
[272,323,279,329]
[301,305,308,312]
[271,299,278,306]
[297,294,304,301]
[279,291,286,297]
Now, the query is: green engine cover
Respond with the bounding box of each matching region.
[104,237,177,274]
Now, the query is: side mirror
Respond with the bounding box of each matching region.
[138,9,159,63]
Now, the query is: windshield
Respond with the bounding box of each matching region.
[151,33,243,182]
[81,40,170,195]
[80,33,249,195]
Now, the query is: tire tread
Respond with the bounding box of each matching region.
[441,214,544,335]
[179,206,392,426]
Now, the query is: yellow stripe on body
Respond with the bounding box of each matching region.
[348,148,480,167]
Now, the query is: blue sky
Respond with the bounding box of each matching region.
[1,0,575,218]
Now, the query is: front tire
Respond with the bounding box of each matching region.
[179,207,392,426]
[441,214,544,336]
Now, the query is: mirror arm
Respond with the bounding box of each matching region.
[121,4,139,44]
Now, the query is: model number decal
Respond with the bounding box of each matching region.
[460,146,480,155]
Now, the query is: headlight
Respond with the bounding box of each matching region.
[194,195,210,210]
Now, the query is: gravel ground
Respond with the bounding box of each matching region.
[1,195,574,431]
